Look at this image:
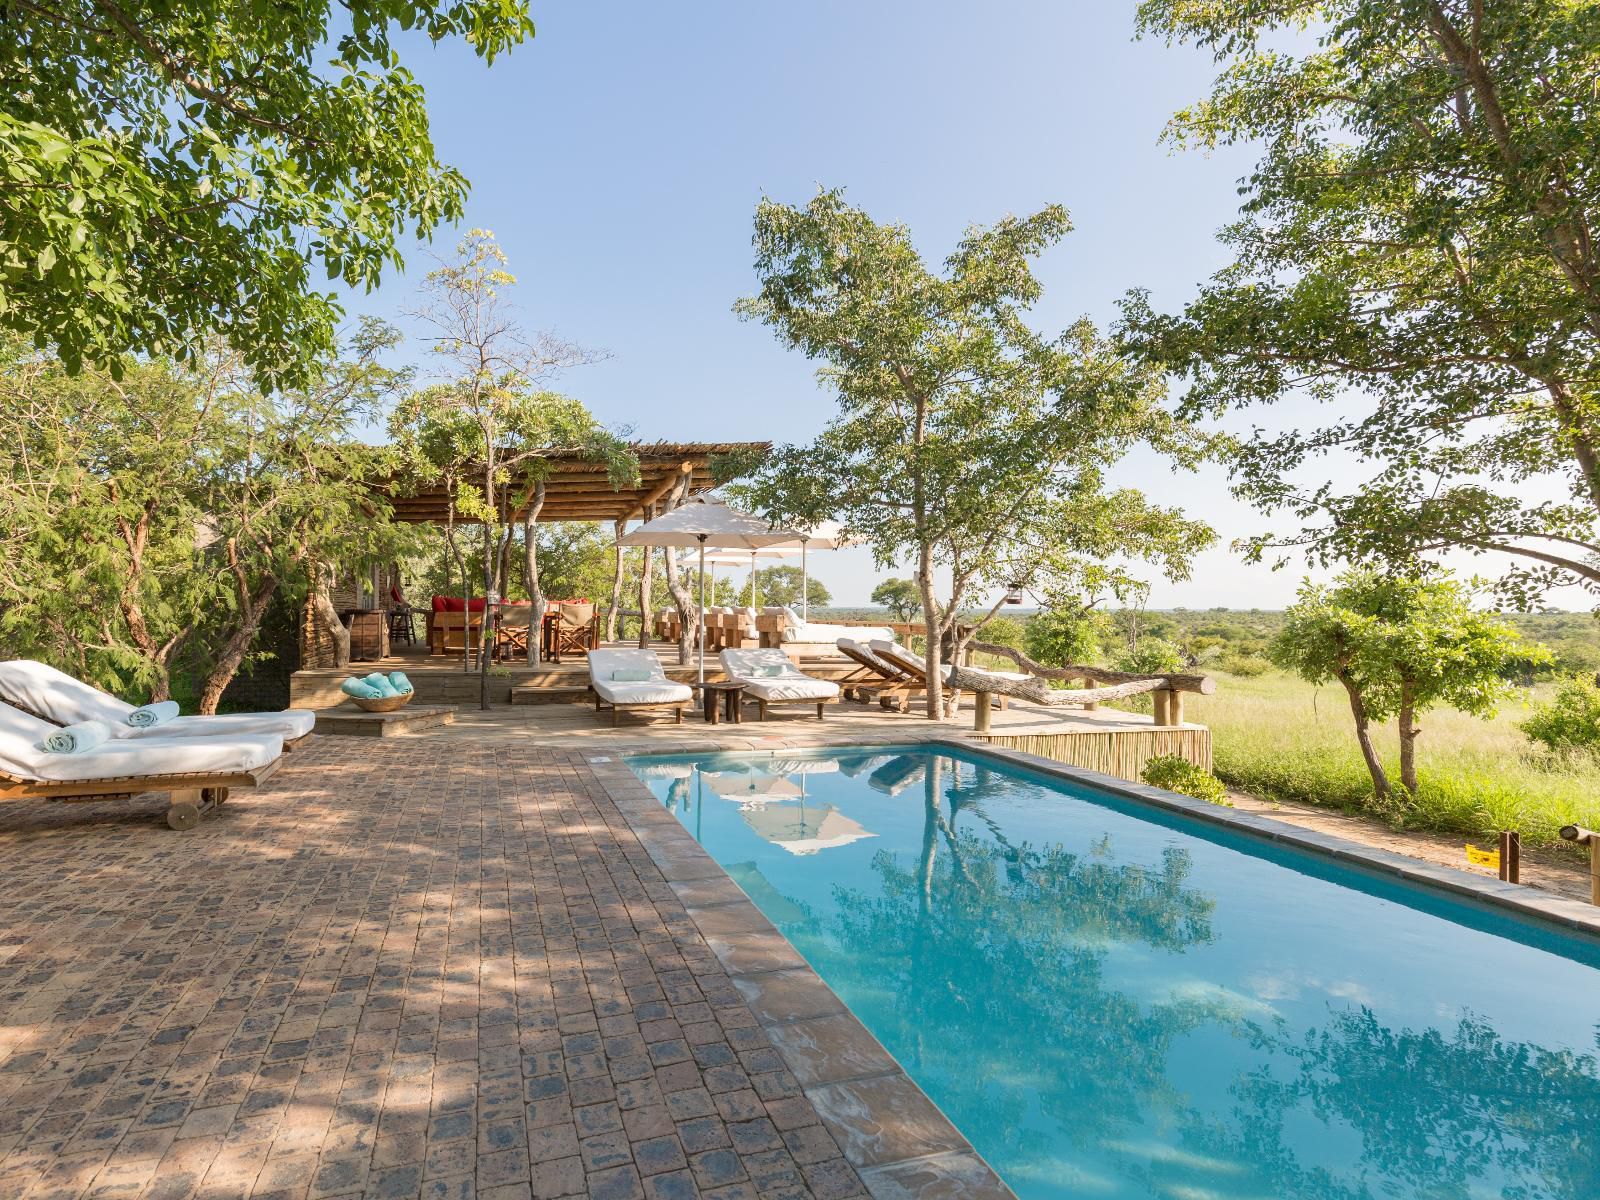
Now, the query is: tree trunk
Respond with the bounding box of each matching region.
[525,482,546,665]
[638,547,654,649]
[311,564,351,668]
[198,578,279,715]
[1398,680,1420,796]
[606,518,626,642]
[660,479,697,666]
[1337,666,1390,801]
[917,544,943,720]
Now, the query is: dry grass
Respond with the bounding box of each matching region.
[1169,669,1600,850]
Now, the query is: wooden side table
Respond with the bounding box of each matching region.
[694,681,746,725]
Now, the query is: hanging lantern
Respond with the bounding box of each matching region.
[1004,582,1025,605]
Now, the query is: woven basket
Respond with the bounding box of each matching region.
[350,693,413,713]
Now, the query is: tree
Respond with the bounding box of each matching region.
[390,231,634,703]
[1023,599,1109,668]
[750,564,829,609]
[871,578,921,623]
[736,190,1215,718]
[0,0,533,389]
[1270,570,1536,800]
[0,326,402,710]
[1124,1,1600,608]
[1115,637,1183,676]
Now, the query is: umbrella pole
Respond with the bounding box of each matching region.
[801,538,809,622]
[697,536,707,685]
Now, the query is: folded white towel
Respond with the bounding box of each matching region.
[41,719,114,755]
[126,700,180,729]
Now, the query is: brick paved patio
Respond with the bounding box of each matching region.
[0,739,878,1200]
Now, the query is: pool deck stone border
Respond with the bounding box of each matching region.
[586,740,1018,1200]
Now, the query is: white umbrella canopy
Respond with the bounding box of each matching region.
[742,803,875,855]
[619,497,801,681]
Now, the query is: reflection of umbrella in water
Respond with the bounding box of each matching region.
[765,759,841,777]
[868,755,926,796]
[742,802,875,855]
[702,770,803,803]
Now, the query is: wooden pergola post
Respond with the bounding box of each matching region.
[606,518,626,642]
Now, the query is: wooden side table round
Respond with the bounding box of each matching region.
[694,681,746,725]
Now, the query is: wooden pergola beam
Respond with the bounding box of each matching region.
[629,462,693,520]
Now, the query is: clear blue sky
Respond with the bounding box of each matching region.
[347,1,1488,608]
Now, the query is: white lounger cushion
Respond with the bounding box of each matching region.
[586,649,692,706]
[719,649,840,702]
[777,607,893,645]
[836,638,911,679]
[0,659,316,740]
[0,701,282,784]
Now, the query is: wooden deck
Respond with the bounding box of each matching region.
[290,639,1211,783]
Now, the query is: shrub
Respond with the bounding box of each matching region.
[1218,652,1273,677]
[1116,637,1182,674]
[1141,755,1231,805]
[1521,674,1600,754]
[1022,605,1105,667]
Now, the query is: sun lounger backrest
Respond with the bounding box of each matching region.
[835,639,907,681]
[870,641,928,683]
[720,648,806,681]
[0,700,59,779]
[587,648,668,682]
[0,659,132,726]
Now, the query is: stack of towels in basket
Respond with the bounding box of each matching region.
[340,672,414,701]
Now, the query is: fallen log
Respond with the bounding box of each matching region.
[946,664,1170,708]
[965,641,1216,695]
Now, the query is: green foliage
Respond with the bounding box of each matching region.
[870,578,921,623]
[0,0,533,388]
[0,328,403,708]
[1218,652,1273,678]
[1117,637,1182,675]
[1141,755,1230,806]
[750,564,829,609]
[1124,1,1600,606]
[979,615,1025,650]
[1521,675,1600,756]
[1022,603,1106,667]
[734,189,1215,714]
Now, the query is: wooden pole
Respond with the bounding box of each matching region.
[1560,825,1600,904]
[1153,690,1172,727]
[1498,831,1520,884]
[1168,690,1185,727]
[973,692,991,735]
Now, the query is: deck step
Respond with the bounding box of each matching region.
[509,684,593,705]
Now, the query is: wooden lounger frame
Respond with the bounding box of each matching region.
[590,689,689,727]
[748,694,836,722]
[0,757,283,830]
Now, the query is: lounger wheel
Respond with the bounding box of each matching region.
[167,802,202,831]
[201,786,230,807]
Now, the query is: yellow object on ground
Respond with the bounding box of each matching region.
[1465,843,1500,870]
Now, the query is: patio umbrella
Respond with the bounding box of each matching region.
[676,546,802,609]
[777,521,851,621]
[742,802,875,855]
[619,497,800,682]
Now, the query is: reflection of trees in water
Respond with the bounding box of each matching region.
[810,755,1600,1200]
[1172,1008,1600,1200]
[814,756,1221,1169]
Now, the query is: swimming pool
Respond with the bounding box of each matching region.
[628,744,1600,1200]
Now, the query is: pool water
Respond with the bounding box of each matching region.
[628,745,1600,1200]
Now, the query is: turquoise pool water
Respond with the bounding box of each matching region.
[628,745,1600,1200]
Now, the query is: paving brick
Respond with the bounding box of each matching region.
[0,742,869,1200]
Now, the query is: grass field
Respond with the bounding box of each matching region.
[1172,669,1600,850]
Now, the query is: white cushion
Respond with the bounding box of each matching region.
[870,641,926,679]
[720,649,839,701]
[837,638,906,680]
[592,679,692,706]
[0,701,281,784]
[741,677,840,702]
[0,659,315,741]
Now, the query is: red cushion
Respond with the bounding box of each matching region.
[431,595,449,613]
[467,597,487,612]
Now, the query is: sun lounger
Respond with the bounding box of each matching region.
[835,638,926,708]
[868,640,1027,712]
[719,649,839,720]
[587,649,693,726]
[0,701,284,829]
[0,659,316,745]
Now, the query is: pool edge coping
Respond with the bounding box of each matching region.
[584,734,1018,1200]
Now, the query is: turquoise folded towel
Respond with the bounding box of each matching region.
[340,677,381,700]
[41,720,113,754]
[363,672,400,698]
[610,669,652,682]
[387,671,413,695]
[125,700,179,729]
